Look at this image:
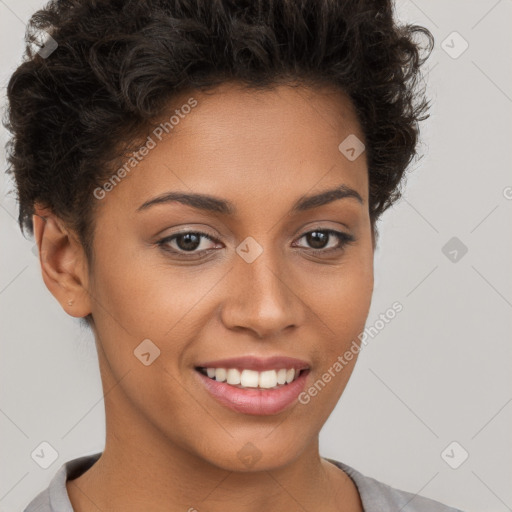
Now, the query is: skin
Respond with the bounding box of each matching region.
[33,82,374,512]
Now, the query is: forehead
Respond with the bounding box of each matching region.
[99,82,368,215]
[173,81,364,156]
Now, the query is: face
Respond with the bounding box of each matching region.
[51,82,374,472]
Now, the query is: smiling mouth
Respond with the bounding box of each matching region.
[196,367,309,390]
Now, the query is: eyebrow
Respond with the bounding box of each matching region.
[136,183,363,215]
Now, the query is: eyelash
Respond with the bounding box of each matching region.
[157,229,355,259]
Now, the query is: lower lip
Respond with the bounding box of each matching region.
[196,370,309,415]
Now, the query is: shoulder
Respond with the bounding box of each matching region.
[23,489,51,512]
[23,452,102,512]
[326,458,465,512]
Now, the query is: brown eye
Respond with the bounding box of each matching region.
[174,233,203,251]
[158,231,219,255]
[305,231,329,249]
[294,229,355,253]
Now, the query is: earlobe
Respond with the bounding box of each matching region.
[32,205,92,319]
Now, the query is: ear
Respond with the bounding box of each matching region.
[32,203,92,318]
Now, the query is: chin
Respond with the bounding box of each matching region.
[191,429,310,473]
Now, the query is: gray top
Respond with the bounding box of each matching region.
[23,452,464,512]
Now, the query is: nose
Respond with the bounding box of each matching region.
[219,245,306,339]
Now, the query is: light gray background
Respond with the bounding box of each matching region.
[1,1,511,511]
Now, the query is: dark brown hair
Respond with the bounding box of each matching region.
[5,0,433,263]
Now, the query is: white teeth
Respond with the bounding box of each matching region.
[214,368,227,382]
[240,369,259,388]
[276,368,287,385]
[259,370,277,389]
[203,367,303,389]
[226,368,241,385]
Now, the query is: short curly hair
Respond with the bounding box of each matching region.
[4,0,433,262]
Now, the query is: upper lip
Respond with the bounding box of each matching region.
[195,356,310,372]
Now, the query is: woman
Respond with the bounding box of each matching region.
[6,0,464,510]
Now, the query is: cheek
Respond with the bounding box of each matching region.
[300,259,373,416]
[88,241,227,361]
[308,248,374,337]
[86,236,165,345]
